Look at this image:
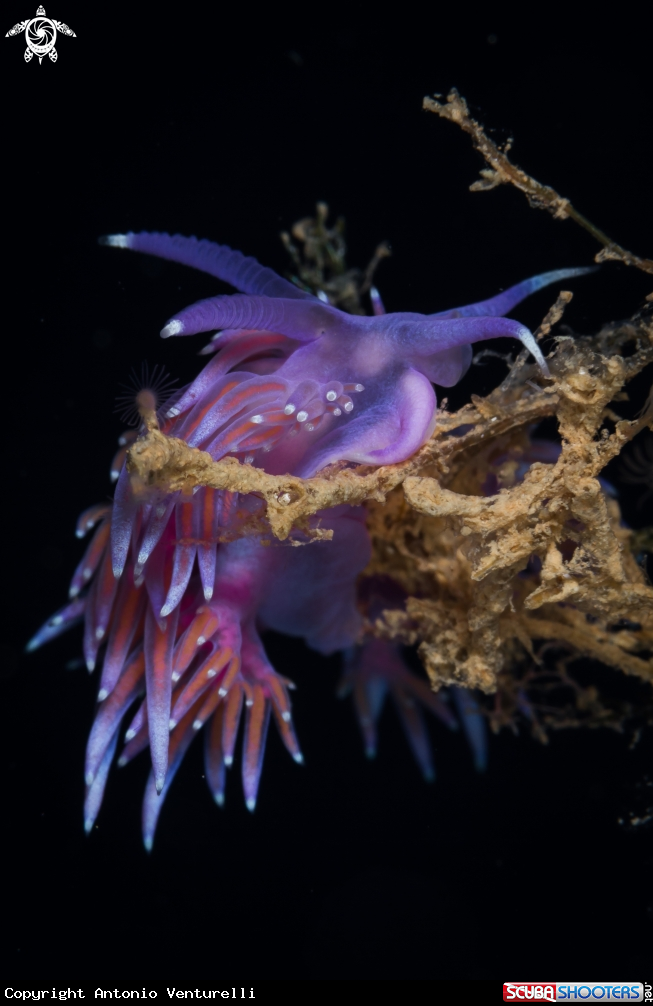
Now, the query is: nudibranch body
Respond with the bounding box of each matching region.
[29,232,590,847]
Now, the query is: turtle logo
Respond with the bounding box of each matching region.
[5,5,76,64]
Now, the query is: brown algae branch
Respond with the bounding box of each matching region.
[127,384,564,543]
[423,90,653,277]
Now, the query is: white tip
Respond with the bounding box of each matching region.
[110,470,120,482]
[326,390,337,401]
[83,567,93,580]
[169,718,176,730]
[50,615,63,627]
[354,384,365,392]
[245,698,254,708]
[75,529,85,539]
[305,423,315,432]
[125,728,136,741]
[282,710,291,722]
[197,635,206,646]
[246,798,256,812]
[160,602,173,617]
[203,586,214,601]
[102,233,132,248]
[143,836,153,852]
[284,403,296,415]
[117,755,128,767]
[317,290,329,303]
[85,771,94,786]
[344,401,354,412]
[250,414,264,424]
[296,410,308,422]
[69,585,79,598]
[86,659,95,672]
[192,719,202,730]
[171,671,180,682]
[161,319,184,338]
[333,407,342,416]
[97,688,108,702]
[95,627,105,640]
[166,405,181,418]
[214,792,225,807]
[218,687,228,697]
[207,668,217,678]
[518,325,551,377]
[84,817,94,834]
[293,752,304,764]
[224,754,233,767]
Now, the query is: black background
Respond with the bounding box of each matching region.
[2,3,652,983]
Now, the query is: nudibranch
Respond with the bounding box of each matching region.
[29,231,591,847]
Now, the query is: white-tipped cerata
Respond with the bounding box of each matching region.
[160,319,185,338]
[517,325,550,378]
[100,234,132,248]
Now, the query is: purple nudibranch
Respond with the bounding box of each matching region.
[28,231,592,847]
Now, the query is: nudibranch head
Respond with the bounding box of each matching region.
[101,232,592,476]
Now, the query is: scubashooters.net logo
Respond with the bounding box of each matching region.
[503,985,646,1002]
[5,5,75,63]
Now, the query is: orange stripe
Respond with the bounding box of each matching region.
[244,685,266,769]
[220,379,286,416]
[172,646,234,721]
[221,678,244,757]
[202,486,216,540]
[236,425,285,451]
[105,579,143,656]
[172,607,220,673]
[182,377,244,436]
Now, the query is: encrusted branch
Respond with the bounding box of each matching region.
[128,307,653,695]
[423,89,653,277]
[125,162,653,714]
